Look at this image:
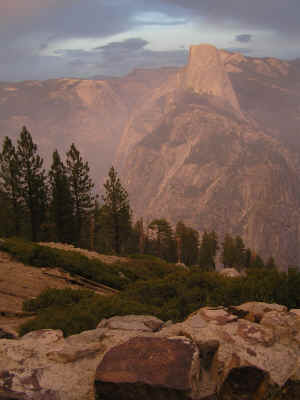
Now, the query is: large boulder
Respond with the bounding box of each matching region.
[97,315,164,332]
[157,305,298,397]
[219,268,241,278]
[1,304,300,399]
[95,336,208,400]
[0,316,164,400]
[233,301,288,322]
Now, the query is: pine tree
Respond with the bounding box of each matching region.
[66,143,95,246]
[49,150,74,243]
[148,219,176,262]
[0,137,22,235]
[17,127,47,241]
[175,221,199,266]
[221,234,236,268]
[199,230,219,270]
[102,166,131,254]
[235,236,246,271]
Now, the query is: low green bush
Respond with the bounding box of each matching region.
[23,288,95,312]
[5,237,300,337]
[0,238,126,289]
[0,238,182,290]
[19,265,300,337]
[19,289,159,337]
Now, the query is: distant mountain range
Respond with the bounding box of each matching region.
[1,44,300,268]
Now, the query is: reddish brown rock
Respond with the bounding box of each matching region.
[95,336,199,399]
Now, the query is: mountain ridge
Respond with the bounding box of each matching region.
[1,44,300,267]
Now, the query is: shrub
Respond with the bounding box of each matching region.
[0,238,125,289]
[23,288,95,312]
[20,289,159,337]
[0,238,182,290]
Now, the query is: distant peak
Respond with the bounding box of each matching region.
[181,44,241,113]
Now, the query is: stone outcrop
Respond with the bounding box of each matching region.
[219,268,241,278]
[95,336,201,399]
[116,45,300,269]
[1,45,300,267]
[1,304,300,399]
[181,44,241,113]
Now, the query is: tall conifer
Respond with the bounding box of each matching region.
[0,137,22,235]
[49,150,74,243]
[102,166,131,254]
[66,143,94,245]
[17,127,47,241]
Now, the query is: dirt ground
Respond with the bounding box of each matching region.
[0,244,120,336]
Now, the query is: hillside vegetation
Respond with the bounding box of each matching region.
[1,238,300,337]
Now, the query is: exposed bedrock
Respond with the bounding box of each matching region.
[1,304,300,399]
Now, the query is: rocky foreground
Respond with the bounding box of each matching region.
[1,302,300,399]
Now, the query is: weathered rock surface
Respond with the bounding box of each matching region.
[1,46,300,267]
[97,314,164,332]
[95,336,202,399]
[1,303,300,399]
[219,268,241,278]
[181,44,241,112]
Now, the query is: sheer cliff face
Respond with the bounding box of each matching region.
[0,68,177,182]
[1,45,300,267]
[182,44,241,113]
[115,44,300,268]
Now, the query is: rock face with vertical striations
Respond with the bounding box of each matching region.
[115,44,300,269]
[181,44,241,113]
[1,45,300,267]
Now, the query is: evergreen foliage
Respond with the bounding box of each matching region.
[0,136,22,235]
[49,150,74,243]
[148,219,177,262]
[66,143,95,246]
[198,230,218,270]
[175,221,199,266]
[17,127,47,241]
[101,166,132,254]
[16,265,300,337]
[0,127,286,271]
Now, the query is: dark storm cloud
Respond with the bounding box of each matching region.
[160,0,300,35]
[92,47,187,76]
[0,0,184,42]
[235,34,252,43]
[95,38,149,53]
[1,0,300,81]
[0,0,188,80]
[66,37,188,77]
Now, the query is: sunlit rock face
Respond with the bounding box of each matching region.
[115,45,300,269]
[1,45,300,267]
[181,44,241,113]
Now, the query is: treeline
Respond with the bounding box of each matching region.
[0,126,131,252]
[0,126,275,270]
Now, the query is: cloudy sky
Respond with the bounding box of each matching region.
[1,0,300,81]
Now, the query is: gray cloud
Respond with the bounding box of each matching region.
[0,0,188,81]
[160,0,300,35]
[1,0,300,81]
[235,34,252,43]
[71,37,187,77]
[95,38,149,53]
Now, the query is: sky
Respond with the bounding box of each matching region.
[1,0,300,82]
